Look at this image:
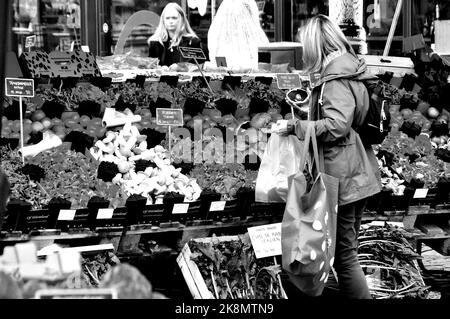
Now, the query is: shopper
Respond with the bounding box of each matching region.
[280,14,381,299]
[148,2,202,67]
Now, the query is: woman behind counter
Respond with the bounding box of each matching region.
[148,2,202,67]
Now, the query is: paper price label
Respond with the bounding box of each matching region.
[172,203,190,215]
[97,208,114,220]
[209,201,226,212]
[58,209,76,221]
[413,188,429,199]
[248,223,282,259]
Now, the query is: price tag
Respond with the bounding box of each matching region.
[97,208,114,220]
[156,108,184,126]
[215,56,227,68]
[172,203,190,215]
[276,73,301,90]
[25,35,36,49]
[179,47,207,60]
[5,78,35,98]
[248,223,282,259]
[209,201,226,212]
[57,209,76,221]
[309,73,321,88]
[414,188,429,199]
[81,45,90,53]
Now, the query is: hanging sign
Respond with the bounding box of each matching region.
[25,35,36,50]
[248,223,282,259]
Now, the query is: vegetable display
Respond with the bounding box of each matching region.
[358,223,430,299]
[189,235,286,299]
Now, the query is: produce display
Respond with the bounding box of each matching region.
[359,223,429,299]
[188,234,286,299]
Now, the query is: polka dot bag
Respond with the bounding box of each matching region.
[281,122,339,297]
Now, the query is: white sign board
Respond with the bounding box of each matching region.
[248,223,282,259]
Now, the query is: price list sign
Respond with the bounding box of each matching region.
[248,223,282,259]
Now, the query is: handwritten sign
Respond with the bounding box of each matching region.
[179,47,207,60]
[309,73,322,88]
[25,35,36,49]
[35,288,117,299]
[57,209,76,221]
[5,78,35,98]
[209,201,226,212]
[248,223,282,259]
[215,56,227,68]
[156,108,184,126]
[414,188,429,199]
[276,73,301,90]
[172,203,190,215]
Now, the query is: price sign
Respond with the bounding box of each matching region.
[172,203,190,215]
[5,78,35,98]
[57,209,76,221]
[276,73,301,90]
[179,47,207,60]
[215,56,227,68]
[309,73,321,88]
[248,223,282,259]
[97,208,114,220]
[156,108,184,126]
[414,188,429,199]
[35,288,117,299]
[25,35,36,49]
[209,201,226,212]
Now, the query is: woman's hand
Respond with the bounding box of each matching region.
[275,119,298,136]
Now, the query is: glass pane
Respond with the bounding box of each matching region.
[411,0,450,41]
[362,0,403,56]
[292,0,329,41]
[111,0,181,56]
[12,0,82,55]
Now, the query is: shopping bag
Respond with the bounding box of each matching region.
[255,133,303,202]
[281,122,339,297]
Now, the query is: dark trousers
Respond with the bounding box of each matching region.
[334,198,372,299]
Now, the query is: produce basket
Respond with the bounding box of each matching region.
[177,235,287,299]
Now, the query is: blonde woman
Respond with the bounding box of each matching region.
[148,2,201,67]
[281,14,381,299]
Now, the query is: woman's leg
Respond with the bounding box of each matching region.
[334,198,372,299]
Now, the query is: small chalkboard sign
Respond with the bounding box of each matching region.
[5,78,35,98]
[25,35,36,49]
[276,73,301,90]
[179,47,207,60]
[156,108,184,126]
[215,56,227,68]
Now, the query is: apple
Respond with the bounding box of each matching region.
[79,115,91,128]
[41,117,52,130]
[31,110,46,122]
[31,121,44,133]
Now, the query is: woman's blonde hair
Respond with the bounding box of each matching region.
[149,2,198,49]
[298,14,354,74]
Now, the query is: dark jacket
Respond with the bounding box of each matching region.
[0,168,9,230]
[149,36,202,66]
[294,52,381,205]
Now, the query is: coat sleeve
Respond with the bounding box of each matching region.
[149,41,163,63]
[294,79,355,142]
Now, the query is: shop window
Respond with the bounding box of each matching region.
[12,0,82,55]
[411,0,450,42]
[110,0,180,56]
[291,0,329,41]
[363,0,403,56]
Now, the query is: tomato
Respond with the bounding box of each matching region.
[401,108,413,120]
[52,118,63,127]
[61,111,78,122]
[11,120,21,133]
[79,115,91,128]
[427,107,440,119]
[95,127,107,139]
[31,110,46,122]
[41,117,52,130]
[31,121,44,133]
[139,109,152,117]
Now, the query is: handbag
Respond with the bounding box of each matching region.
[281,122,339,297]
[255,133,304,203]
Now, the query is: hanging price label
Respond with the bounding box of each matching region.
[57,209,76,221]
